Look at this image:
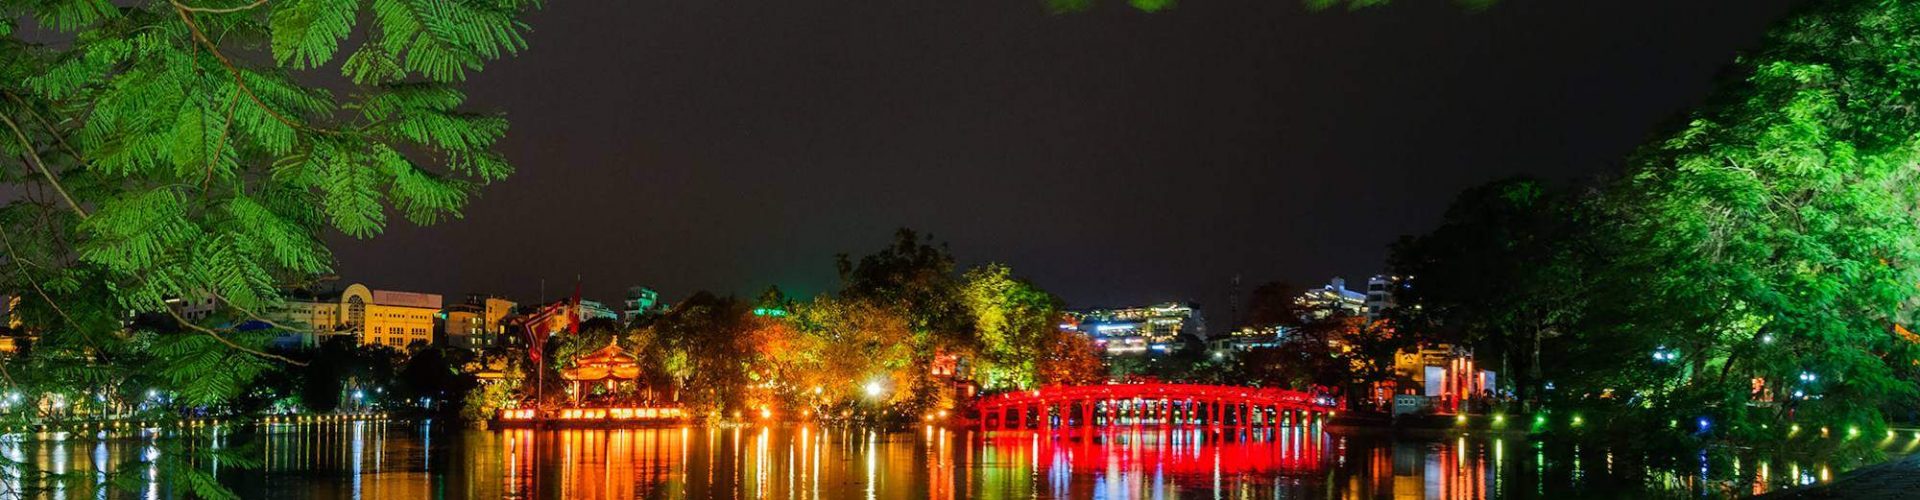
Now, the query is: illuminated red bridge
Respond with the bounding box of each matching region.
[972,382,1341,431]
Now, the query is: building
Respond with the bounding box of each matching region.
[578,300,619,323]
[2,295,17,330]
[1206,325,1287,353]
[622,286,661,322]
[1364,275,1405,321]
[1384,344,1494,415]
[442,294,517,350]
[269,283,443,350]
[1297,277,1366,319]
[0,296,24,355]
[166,295,219,322]
[1067,302,1205,355]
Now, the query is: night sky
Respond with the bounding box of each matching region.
[330,0,1802,320]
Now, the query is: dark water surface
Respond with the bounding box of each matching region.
[0,420,1892,498]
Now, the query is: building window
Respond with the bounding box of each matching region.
[346,296,366,326]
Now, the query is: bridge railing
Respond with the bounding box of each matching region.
[970,382,1339,431]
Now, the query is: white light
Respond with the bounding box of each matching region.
[863,381,886,399]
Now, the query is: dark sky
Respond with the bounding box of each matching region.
[331,0,1800,321]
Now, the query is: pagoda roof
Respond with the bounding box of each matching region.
[560,340,641,381]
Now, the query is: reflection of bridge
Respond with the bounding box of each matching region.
[980,429,1330,476]
[972,383,1340,431]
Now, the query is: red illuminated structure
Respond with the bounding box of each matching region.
[559,340,643,402]
[973,382,1340,431]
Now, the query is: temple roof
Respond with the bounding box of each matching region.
[560,340,641,381]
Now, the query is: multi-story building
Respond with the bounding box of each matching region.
[269,283,442,350]
[1067,302,1205,355]
[164,294,220,322]
[578,300,619,323]
[622,286,661,322]
[1365,275,1405,321]
[1206,325,1287,353]
[1296,277,1366,319]
[441,294,517,349]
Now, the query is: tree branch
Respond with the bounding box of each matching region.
[163,308,308,366]
[201,89,242,192]
[210,292,308,334]
[174,0,268,13]
[0,112,89,219]
[0,220,78,330]
[4,93,94,176]
[169,1,315,133]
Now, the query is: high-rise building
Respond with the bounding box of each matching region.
[1296,277,1366,319]
[1364,275,1405,320]
[269,283,442,350]
[622,286,661,322]
[1067,302,1205,355]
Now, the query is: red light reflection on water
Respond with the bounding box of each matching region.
[977,427,1326,475]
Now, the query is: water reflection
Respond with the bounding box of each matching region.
[0,421,1881,498]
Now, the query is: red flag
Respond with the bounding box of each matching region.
[524,302,562,362]
[523,312,544,362]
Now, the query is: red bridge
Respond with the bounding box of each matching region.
[972,382,1340,431]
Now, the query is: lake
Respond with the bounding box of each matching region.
[0,420,1885,498]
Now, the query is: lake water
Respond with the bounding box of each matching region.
[0,420,1884,498]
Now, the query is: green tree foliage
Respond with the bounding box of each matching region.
[0,0,539,406]
[960,263,1064,390]
[1388,177,1589,403]
[1391,0,1920,445]
[1591,0,1920,439]
[641,292,758,420]
[836,228,968,336]
[0,0,540,491]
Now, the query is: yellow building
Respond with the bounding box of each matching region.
[271,283,443,350]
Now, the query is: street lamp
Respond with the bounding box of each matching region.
[863,380,886,400]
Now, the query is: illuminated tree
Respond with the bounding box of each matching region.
[1034,325,1103,386]
[1588,0,1920,437]
[1391,0,1920,443]
[789,295,918,414]
[960,263,1063,390]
